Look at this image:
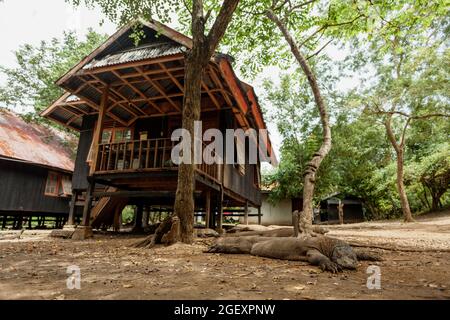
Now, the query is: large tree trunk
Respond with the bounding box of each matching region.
[171,0,240,244]
[173,53,205,244]
[266,10,332,236]
[396,151,414,222]
[384,115,414,222]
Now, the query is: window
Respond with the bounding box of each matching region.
[61,175,72,196]
[45,172,71,197]
[112,128,132,142]
[100,128,132,144]
[101,129,112,144]
[45,172,59,196]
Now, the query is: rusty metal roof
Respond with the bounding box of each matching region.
[84,42,185,70]
[0,109,75,172]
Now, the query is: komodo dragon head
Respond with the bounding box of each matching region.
[330,243,358,270]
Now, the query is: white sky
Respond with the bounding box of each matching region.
[0,0,360,163]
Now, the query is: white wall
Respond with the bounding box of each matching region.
[244,194,293,226]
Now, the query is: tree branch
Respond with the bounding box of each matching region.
[307,39,333,60]
[206,0,240,58]
[299,14,365,48]
[384,113,401,154]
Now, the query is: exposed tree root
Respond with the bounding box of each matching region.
[134,215,180,249]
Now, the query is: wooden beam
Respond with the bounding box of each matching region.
[90,86,109,175]
[205,190,211,228]
[158,62,184,92]
[209,67,234,107]
[120,66,185,81]
[108,88,224,106]
[63,103,89,115]
[78,92,128,126]
[111,70,147,116]
[135,66,181,112]
[88,74,140,118]
[202,82,221,109]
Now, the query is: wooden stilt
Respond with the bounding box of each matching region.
[28,216,32,229]
[244,201,249,225]
[133,204,144,232]
[82,183,94,227]
[258,206,262,225]
[205,190,211,228]
[2,216,6,229]
[67,191,78,226]
[217,189,224,232]
[142,205,149,228]
[113,205,122,232]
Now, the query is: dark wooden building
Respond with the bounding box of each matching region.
[0,109,75,229]
[317,193,365,224]
[41,20,276,237]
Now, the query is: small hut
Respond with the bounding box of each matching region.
[0,109,75,229]
[318,193,365,224]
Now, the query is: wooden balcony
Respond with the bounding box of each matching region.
[94,138,221,183]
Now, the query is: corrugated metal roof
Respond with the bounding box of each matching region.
[83,42,185,70]
[0,109,75,172]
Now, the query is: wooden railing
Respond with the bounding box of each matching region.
[196,142,221,183]
[96,138,174,173]
[95,138,221,183]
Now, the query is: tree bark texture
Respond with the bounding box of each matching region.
[384,115,414,222]
[266,10,332,236]
[173,0,240,244]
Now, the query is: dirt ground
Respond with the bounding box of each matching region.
[1,211,450,300]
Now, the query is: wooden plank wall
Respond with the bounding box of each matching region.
[0,159,71,214]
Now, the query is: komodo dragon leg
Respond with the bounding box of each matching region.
[355,250,384,261]
[306,249,342,273]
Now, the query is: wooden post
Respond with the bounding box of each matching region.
[81,183,94,227]
[90,85,109,175]
[2,216,6,229]
[142,205,150,229]
[258,206,262,225]
[28,216,32,229]
[133,204,144,232]
[113,205,122,232]
[338,200,344,225]
[217,189,224,232]
[67,191,78,226]
[244,201,249,225]
[205,190,211,229]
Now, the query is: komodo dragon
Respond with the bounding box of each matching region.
[225,226,328,238]
[207,235,382,273]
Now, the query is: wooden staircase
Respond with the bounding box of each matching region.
[91,187,128,229]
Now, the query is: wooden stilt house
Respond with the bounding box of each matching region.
[41,20,276,235]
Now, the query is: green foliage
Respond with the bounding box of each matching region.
[121,206,136,225]
[0,30,107,123]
